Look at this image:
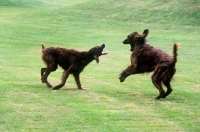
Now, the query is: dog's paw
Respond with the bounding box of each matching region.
[155,94,166,100]
[53,87,59,90]
[47,84,53,88]
[78,87,87,90]
[155,96,161,100]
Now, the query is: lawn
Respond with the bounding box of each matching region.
[0,0,200,131]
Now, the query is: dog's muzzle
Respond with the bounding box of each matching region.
[119,76,125,82]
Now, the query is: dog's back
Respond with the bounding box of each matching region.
[131,44,174,73]
[42,47,81,70]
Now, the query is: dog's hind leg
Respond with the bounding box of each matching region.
[162,68,175,98]
[41,68,46,78]
[42,69,52,88]
[163,80,173,98]
[151,67,166,99]
[42,64,57,88]
[152,78,165,99]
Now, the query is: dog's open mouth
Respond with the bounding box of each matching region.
[101,44,108,55]
[101,51,108,55]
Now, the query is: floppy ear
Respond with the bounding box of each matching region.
[143,29,149,38]
[94,55,99,63]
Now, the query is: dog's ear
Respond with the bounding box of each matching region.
[94,55,99,63]
[131,32,139,41]
[143,29,149,38]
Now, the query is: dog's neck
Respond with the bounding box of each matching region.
[80,51,97,63]
[135,39,145,45]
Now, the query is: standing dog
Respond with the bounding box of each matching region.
[119,29,178,99]
[41,44,107,90]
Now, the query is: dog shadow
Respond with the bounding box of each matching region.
[54,87,88,91]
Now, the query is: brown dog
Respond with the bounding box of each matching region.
[41,44,107,90]
[119,29,178,99]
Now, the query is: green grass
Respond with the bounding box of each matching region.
[0,0,200,131]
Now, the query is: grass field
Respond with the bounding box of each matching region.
[0,0,200,131]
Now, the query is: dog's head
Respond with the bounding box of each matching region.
[89,44,108,63]
[123,29,149,51]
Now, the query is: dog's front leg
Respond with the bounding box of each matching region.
[73,73,83,90]
[119,65,138,82]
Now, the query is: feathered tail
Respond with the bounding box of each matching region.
[172,43,178,65]
[42,44,45,50]
[42,44,46,53]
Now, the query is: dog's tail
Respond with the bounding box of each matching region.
[42,44,45,50]
[172,43,178,65]
[42,44,46,53]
